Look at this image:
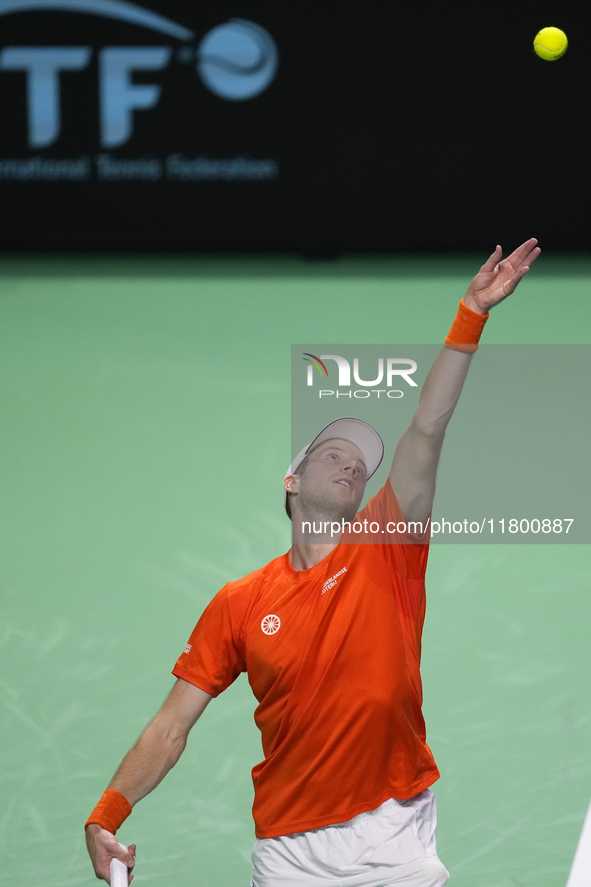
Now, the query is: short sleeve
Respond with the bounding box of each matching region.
[347,478,430,580]
[172,585,247,697]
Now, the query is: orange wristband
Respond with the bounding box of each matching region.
[445,298,489,352]
[85,789,132,834]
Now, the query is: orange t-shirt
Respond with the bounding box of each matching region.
[173,479,440,838]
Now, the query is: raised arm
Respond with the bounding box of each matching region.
[390,239,540,523]
[86,679,212,884]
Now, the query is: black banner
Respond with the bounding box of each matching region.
[0,1,588,250]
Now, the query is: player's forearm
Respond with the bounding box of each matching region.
[411,346,473,439]
[86,682,211,840]
[107,715,188,807]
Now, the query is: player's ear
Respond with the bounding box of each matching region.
[284,474,296,494]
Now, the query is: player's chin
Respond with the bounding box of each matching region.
[331,488,356,511]
[333,481,358,501]
[332,488,362,517]
[342,502,361,523]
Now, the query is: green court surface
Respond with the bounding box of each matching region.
[1,252,590,887]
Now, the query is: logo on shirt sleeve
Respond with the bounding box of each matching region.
[261,614,281,635]
[183,643,192,654]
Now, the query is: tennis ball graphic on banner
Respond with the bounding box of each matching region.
[197,19,279,100]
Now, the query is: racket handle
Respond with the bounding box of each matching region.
[110,843,129,887]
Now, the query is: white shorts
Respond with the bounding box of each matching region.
[251,791,449,887]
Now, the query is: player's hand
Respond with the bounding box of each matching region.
[85,823,136,885]
[464,238,541,314]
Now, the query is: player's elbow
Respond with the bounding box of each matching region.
[409,413,447,445]
[149,711,192,749]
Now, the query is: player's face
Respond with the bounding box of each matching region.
[296,439,367,519]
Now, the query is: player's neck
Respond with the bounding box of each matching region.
[288,502,349,569]
[289,541,339,572]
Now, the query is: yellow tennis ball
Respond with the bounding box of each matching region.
[533,27,568,61]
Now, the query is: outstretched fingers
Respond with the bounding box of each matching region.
[481,244,503,272]
[504,238,540,270]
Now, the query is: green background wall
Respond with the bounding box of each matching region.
[1,252,590,886]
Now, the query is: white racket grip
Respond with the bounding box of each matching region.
[110,843,128,887]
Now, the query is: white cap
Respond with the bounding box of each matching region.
[285,418,384,503]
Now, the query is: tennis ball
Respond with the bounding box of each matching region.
[533,27,568,61]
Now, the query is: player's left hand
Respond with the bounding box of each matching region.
[464,238,541,314]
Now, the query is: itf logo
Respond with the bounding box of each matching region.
[0,0,279,148]
[198,20,278,101]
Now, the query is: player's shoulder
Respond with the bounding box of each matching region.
[219,552,288,600]
[357,475,398,519]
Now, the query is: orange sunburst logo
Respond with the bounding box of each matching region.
[261,614,281,635]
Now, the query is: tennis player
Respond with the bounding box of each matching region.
[85,240,540,886]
